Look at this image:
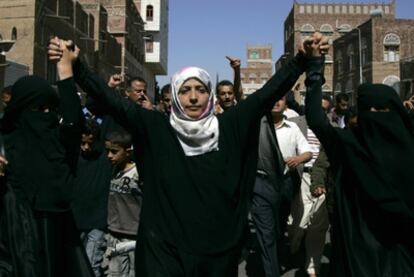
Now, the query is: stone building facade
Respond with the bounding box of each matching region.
[0,0,97,85]
[279,0,395,101]
[333,17,414,103]
[100,0,146,92]
[78,1,122,81]
[240,44,273,96]
[138,0,169,100]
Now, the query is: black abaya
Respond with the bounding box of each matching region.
[0,76,93,277]
[305,61,414,276]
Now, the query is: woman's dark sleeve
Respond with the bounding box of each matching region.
[225,54,307,135]
[72,59,153,136]
[57,77,82,172]
[304,58,339,158]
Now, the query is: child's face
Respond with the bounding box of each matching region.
[105,141,129,165]
[81,134,95,155]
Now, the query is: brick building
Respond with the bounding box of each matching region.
[240,44,273,96]
[78,1,122,81]
[278,0,395,100]
[99,0,148,94]
[334,17,414,103]
[0,0,97,83]
[139,0,169,99]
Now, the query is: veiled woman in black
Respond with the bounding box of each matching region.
[0,41,93,277]
[305,54,414,276]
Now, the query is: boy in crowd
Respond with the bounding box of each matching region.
[103,130,143,277]
[72,119,112,277]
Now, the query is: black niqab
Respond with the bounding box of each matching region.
[2,76,72,210]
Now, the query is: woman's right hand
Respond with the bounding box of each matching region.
[48,37,80,80]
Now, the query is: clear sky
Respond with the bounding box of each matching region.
[156,0,414,87]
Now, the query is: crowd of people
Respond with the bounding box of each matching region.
[0,32,413,277]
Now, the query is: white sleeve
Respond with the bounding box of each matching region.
[293,124,311,155]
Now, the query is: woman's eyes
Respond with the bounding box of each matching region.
[179,86,207,94]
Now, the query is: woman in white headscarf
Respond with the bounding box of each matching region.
[47,35,328,277]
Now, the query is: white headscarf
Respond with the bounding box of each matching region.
[170,67,219,156]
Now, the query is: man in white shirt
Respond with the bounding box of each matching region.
[270,96,312,268]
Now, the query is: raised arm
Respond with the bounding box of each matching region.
[48,37,151,137]
[303,36,338,158]
[226,56,243,102]
[52,39,83,172]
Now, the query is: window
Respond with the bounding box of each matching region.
[145,37,154,53]
[336,50,343,73]
[300,24,315,36]
[299,5,305,13]
[250,51,259,59]
[383,33,400,62]
[11,27,17,40]
[338,24,352,33]
[347,44,354,70]
[146,5,153,21]
[361,38,368,65]
[345,79,353,93]
[320,24,333,35]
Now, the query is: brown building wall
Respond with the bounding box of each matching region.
[241,45,273,93]
[0,0,36,73]
[282,1,396,101]
[0,0,95,83]
[334,17,414,102]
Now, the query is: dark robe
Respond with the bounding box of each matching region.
[0,76,93,277]
[71,54,314,276]
[305,61,414,276]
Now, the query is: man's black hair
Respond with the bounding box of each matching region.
[161,84,171,98]
[127,76,147,88]
[336,92,349,104]
[82,118,101,140]
[322,93,333,105]
[105,130,132,149]
[215,80,233,95]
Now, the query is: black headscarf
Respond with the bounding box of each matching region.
[1,75,73,210]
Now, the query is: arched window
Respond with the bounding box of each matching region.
[300,24,315,36]
[383,75,400,94]
[250,51,259,59]
[338,24,352,33]
[11,27,17,40]
[320,24,334,35]
[146,5,154,21]
[347,44,354,70]
[383,33,400,62]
